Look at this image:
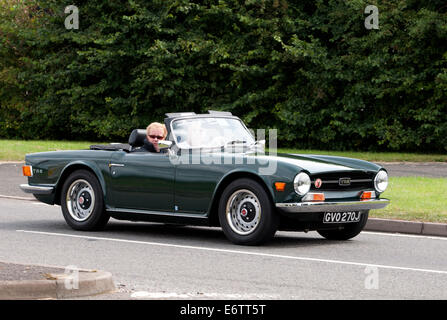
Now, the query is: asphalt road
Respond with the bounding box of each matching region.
[0,163,30,199]
[1,197,446,300]
[376,162,447,178]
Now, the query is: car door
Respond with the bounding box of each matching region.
[173,151,229,214]
[107,151,175,212]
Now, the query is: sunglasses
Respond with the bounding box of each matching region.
[149,135,164,140]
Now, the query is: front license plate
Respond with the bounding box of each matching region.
[323,211,361,224]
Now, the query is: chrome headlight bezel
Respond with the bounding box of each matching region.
[374,170,389,193]
[294,172,311,196]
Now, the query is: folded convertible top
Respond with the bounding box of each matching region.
[89,143,131,151]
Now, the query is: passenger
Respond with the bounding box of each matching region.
[139,122,168,153]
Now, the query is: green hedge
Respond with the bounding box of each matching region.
[1,0,446,152]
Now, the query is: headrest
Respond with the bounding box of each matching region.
[128,129,147,147]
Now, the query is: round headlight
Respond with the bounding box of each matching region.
[294,172,311,196]
[374,170,388,193]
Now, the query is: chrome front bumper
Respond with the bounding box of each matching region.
[276,198,390,213]
[20,184,54,195]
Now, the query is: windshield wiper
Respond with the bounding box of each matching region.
[221,140,250,152]
[225,140,248,145]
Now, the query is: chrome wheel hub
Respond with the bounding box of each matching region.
[226,189,261,235]
[66,179,95,222]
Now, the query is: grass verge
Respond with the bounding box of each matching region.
[0,140,447,162]
[370,177,447,223]
[0,140,446,162]
[0,140,97,161]
[277,148,447,162]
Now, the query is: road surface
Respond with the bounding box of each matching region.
[1,197,446,300]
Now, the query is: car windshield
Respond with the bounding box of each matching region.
[171,117,256,149]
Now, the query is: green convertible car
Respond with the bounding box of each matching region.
[20,111,389,245]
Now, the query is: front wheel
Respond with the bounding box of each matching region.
[317,211,369,240]
[60,169,110,231]
[218,178,278,245]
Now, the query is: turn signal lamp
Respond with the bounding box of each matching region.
[360,191,375,200]
[302,193,325,202]
[22,165,33,177]
[274,182,286,192]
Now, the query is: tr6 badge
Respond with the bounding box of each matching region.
[314,178,322,188]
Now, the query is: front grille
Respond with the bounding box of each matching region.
[310,171,374,191]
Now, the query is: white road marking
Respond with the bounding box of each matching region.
[3,195,445,241]
[0,161,24,165]
[363,231,447,241]
[130,291,278,299]
[131,291,189,299]
[16,229,447,275]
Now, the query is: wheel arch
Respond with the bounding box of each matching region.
[54,162,106,205]
[207,170,275,227]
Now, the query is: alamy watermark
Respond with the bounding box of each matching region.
[64,5,79,30]
[165,129,278,175]
[64,265,79,290]
[364,265,379,290]
[365,5,379,30]
[64,4,379,31]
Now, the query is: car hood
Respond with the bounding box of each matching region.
[262,153,382,174]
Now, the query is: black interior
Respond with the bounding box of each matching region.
[128,129,146,147]
[89,129,146,152]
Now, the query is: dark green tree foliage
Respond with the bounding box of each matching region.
[0,0,446,151]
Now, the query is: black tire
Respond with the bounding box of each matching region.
[218,178,278,245]
[60,169,110,231]
[317,211,369,240]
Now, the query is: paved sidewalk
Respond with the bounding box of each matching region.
[365,218,447,237]
[0,261,115,300]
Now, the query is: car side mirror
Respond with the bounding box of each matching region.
[159,140,173,148]
[251,139,266,154]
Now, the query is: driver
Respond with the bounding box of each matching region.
[136,122,168,153]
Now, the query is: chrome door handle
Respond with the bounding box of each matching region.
[109,163,125,167]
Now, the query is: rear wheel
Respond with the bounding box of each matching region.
[317,211,369,240]
[218,178,278,245]
[60,169,109,231]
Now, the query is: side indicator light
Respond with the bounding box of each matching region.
[303,193,325,202]
[313,193,325,201]
[274,182,286,192]
[22,165,33,177]
[360,191,374,200]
